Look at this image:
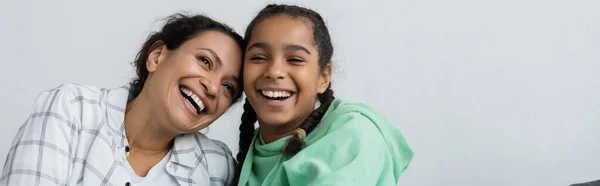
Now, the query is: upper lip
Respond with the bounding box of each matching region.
[182,85,209,112]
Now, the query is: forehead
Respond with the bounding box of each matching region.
[249,15,315,50]
[181,31,242,72]
[181,31,241,56]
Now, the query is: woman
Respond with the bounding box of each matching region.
[235,4,413,186]
[1,13,244,186]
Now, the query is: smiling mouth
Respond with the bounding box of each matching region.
[260,90,293,101]
[180,86,205,114]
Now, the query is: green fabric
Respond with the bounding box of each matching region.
[248,135,289,184]
[238,98,413,186]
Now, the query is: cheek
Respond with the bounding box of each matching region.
[170,55,202,73]
[243,64,261,90]
[294,68,321,91]
[215,99,232,115]
[243,76,254,93]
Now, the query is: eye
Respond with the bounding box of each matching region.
[197,56,212,69]
[287,57,305,63]
[222,84,235,96]
[249,55,267,62]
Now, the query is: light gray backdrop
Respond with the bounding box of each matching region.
[1,0,599,185]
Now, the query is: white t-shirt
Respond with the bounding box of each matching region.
[124,151,178,186]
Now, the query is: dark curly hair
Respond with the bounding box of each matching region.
[128,13,245,103]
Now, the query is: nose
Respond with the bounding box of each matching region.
[200,78,219,98]
[263,59,286,80]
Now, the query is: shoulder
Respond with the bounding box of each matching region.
[30,83,105,116]
[190,132,234,156]
[303,98,394,154]
[32,83,118,130]
[35,83,103,106]
[323,98,376,120]
[193,133,236,167]
[319,98,382,134]
[189,132,236,185]
[50,83,103,97]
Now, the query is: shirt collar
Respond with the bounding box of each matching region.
[170,133,202,168]
[105,85,200,168]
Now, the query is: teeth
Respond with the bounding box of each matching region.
[261,90,291,98]
[180,87,205,112]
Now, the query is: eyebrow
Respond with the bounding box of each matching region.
[197,48,222,66]
[284,44,311,55]
[247,42,270,52]
[247,42,312,55]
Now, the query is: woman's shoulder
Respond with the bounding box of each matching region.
[46,83,103,96]
[34,83,126,129]
[35,83,106,107]
[31,83,104,115]
[175,132,236,184]
[174,132,235,165]
[179,132,233,154]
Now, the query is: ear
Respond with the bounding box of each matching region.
[317,64,332,94]
[146,41,167,73]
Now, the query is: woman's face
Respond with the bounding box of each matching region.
[143,31,243,134]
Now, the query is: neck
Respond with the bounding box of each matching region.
[124,93,176,154]
[258,113,310,144]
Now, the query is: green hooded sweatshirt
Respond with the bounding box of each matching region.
[238,98,413,186]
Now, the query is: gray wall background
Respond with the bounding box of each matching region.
[1,0,598,185]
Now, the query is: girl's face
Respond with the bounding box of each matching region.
[243,15,331,131]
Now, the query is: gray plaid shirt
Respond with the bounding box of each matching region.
[1,84,235,186]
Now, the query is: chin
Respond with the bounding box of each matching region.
[171,122,205,134]
[258,117,292,127]
[167,113,195,132]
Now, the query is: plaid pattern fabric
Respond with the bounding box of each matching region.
[1,84,236,186]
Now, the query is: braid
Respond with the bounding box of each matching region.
[282,87,335,156]
[234,99,257,184]
[237,99,257,162]
[237,4,337,183]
